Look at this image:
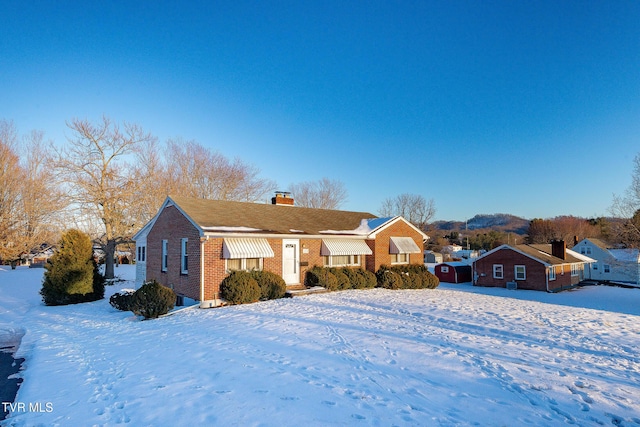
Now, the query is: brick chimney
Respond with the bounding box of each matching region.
[271,191,294,206]
[551,239,566,260]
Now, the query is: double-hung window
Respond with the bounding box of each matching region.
[514,265,526,280]
[137,246,146,262]
[181,238,188,275]
[549,266,556,281]
[493,264,504,279]
[161,240,168,272]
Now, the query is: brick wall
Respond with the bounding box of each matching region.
[147,205,202,300]
[366,220,424,272]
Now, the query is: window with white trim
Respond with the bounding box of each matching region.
[549,266,556,281]
[323,255,361,267]
[226,258,263,272]
[493,264,503,279]
[441,266,449,273]
[181,238,188,275]
[514,265,526,280]
[161,240,168,272]
[570,263,579,276]
[391,253,409,264]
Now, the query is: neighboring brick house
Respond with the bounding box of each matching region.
[573,238,640,286]
[134,194,427,307]
[472,240,594,292]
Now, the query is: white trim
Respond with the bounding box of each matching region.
[493,264,503,279]
[366,216,429,240]
[515,265,526,280]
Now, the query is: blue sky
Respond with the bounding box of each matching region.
[2,1,639,221]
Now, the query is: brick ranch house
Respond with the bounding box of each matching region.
[133,194,427,307]
[472,240,595,292]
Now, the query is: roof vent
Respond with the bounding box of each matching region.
[272,191,294,206]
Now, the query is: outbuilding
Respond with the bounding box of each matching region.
[434,262,473,284]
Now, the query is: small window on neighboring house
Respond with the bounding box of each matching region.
[161,240,168,272]
[391,253,409,264]
[137,246,146,262]
[587,247,592,255]
[549,266,556,281]
[493,264,503,279]
[604,264,610,273]
[441,266,449,273]
[181,238,188,275]
[593,264,598,270]
[515,265,526,280]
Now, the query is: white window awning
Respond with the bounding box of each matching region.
[222,238,275,259]
[321,239,373,256]
[389,237,421,254]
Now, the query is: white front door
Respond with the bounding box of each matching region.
[282,239,299,285]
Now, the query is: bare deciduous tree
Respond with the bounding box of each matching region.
[166,138,276,202]
[378,193,436,231]
[288,178,347,209]
[0,121,62,265]
[55,116,156,279]
[611,153,640,247]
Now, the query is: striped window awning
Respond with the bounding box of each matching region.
[321,239,373,256]
[222,238,275,259]
[389,237,421,254]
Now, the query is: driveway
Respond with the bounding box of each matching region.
[0,328,24,421]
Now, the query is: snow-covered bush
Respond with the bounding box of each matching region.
[130,280,176,319]
[221,271,261,304]
[40,229,105,306]
[249,270,287,300]
[109,289,136,311]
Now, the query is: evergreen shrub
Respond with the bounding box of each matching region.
[358,269,377,289]
[342,268,365,289]
[376,264,439,290]
[109,289,136,311]
[40,229,105,306]
[330,268,351,290]
[130,280,176,319]
[220,271,261,304]
[250,270,287,300]
[305,267,338,291]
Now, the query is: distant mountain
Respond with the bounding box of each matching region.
[432,214,530,234]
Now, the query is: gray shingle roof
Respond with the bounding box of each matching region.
[517,244,585,265]
[170,195,378,235]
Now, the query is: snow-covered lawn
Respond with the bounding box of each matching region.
[1,265,640,426]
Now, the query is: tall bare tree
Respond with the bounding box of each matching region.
[379,193,436,231]
[166,138,276,202]
[0,121,62,265]
[54,116,156,279]
[611,153,640,247]
[288,178,347,209]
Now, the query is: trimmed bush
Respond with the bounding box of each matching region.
[130,280,176,319]
[330,268,351,290]
[376,269,404,289]
[305,266,338,291]
[376,264,440,290]
[109,289,136,311]
[358,269,377,289]
[220,271,261,304]
[41,229,105,306]
[342,268,365,289]
[250,270,287,300]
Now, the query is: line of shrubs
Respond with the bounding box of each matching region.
[307,264,439,291]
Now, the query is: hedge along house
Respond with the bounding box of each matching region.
[134,194,427,307]
[472,240,595,292]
